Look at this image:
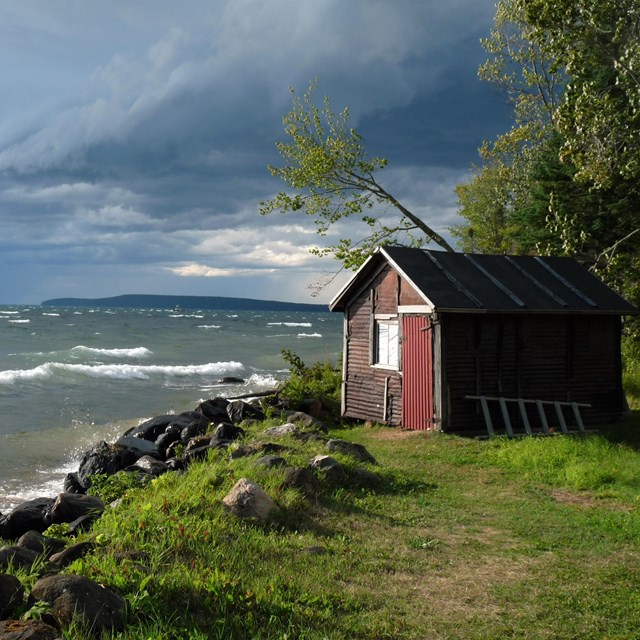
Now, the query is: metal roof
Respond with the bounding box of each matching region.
[329,246,638,314]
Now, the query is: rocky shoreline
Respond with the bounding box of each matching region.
[0,392,377,638]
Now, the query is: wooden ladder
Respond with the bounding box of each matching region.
[465,395,591,438]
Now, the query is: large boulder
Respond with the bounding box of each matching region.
[326,439,377,464]
[309,455,348,486]
[113,436,159,459]
[226,400,265,424]
[0,547,41,572]
[123,411,206,442]
[0,619,60,639]
[0,498,54,540]
[280,467,322,498]
[261,423,299,438]
[31,574,126,633]
[213,422,245,441]
[195,397,229,421]
[286,411,327,433]
[48,541,95,568]
[127,456,169,476]
[76,441,141,488]
[222,479,277,520]
[0,574,23,620]
[16,531,65,557]
[49,493,104,525]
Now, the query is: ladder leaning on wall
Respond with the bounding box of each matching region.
[465,395,591,438]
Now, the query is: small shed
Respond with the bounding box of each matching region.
[329,246,637,435]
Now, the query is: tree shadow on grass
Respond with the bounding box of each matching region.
[596,410,640,451]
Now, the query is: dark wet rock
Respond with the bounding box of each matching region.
[286,411,327,433]
[48,541,95,568]
[49,493,104,526]
[179,419,210,444]
[326,439,377,464]
[0,574,23,620]
[217,376,245,384]
[262,423,299,437]
[222,479,277,520]
[66,515,98,536]
[0,498,54,539]
[76,441,141,489]
[254,455,286,468]
[154,424,182,457]
[16,532,65,557]
[62,473,85,495]
[226,400,265,424]
[214,422,245,441]
[32,574,126,633]
[184,435,213,453]
[0,619,60,639]
[124,411,206,442]
[280,467,322,498]
[195,397,229,421]
[165,458,186,472]
[350,468,381,487]
[0,547,41,571]
[309,455,348,485]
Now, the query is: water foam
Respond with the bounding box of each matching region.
[297,332,322,338]
[70,345,153,358]
[0,361,243,384]
[267,322,312,327]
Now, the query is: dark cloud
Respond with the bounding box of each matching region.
[0,1,509,304]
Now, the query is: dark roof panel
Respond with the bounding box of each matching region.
[329,246,637,314]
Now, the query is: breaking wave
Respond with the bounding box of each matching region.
[70,346,152,358]
[267,322,312,327]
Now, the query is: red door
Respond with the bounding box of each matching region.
[402,315,434,430]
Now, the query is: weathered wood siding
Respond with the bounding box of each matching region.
[342,265,403,424]
[442,313,624,431]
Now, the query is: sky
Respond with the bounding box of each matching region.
[0,0,511,305]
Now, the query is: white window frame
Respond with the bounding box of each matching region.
[372,314,399,370]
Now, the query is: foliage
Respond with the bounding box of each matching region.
[260,79,453,272]
[279,348,341,416]
[87,471,151,504]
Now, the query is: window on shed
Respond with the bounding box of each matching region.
[374,317,399,368]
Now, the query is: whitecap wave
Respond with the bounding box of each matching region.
[0,361,244,384]
[267,322,312,327]
[42,313,60,317]
[198,324,221,329]
[9,319,30,324]
[70,346,153,358]
[297,332,322,338]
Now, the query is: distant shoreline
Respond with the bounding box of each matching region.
[41,294,328,313]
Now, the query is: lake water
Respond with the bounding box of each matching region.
[0,304,343,512]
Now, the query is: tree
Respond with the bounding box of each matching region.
[260,80,454,272]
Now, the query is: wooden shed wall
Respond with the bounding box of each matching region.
[442,313,624,432]
[342,265,408,424]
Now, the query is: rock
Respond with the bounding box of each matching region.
[351,468,381,487]
[0,547,41,571]
[217,376,245,384]
[31,574,126,633]
[280,467,322,498]
[286,411,327,432]
[309,455,348,485]
[222,479,277,520]
[113,436,160,459]
[124,411,206,442]
[214,422,245,441]
[254,455,286,468]
[183,439,230,462]
[0,620,60,639]
[262,423,299,437]
[179,420,209,444]
[326,439,377,464]
[128,455,169,476]
[226,400,265,424]
[76,441,141,488]
[0,574,23,620]
[154,424,182,457]
[0,498,54,540]
[48,542,95,568]
[195,397,229,421]
[298,398,323,418]
[49,493,104,526]
[184,435,213,453]
[62,473,85,495]
[229,442,289,459]
[66,515,97,536]
[16,532,65,557]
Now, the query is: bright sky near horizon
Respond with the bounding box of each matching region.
[0,1,510,305]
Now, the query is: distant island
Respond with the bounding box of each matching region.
[41,294,328,312]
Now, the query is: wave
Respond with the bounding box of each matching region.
[267,322,312,327]
[198,325,221,329]
[0,311,20,315]
[297,333,322,338]
[8,319,30,324]
[70,346,152,358]
[0,361,243,385]
[42,313,60,317]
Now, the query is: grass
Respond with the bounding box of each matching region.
[4,412,639,639]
